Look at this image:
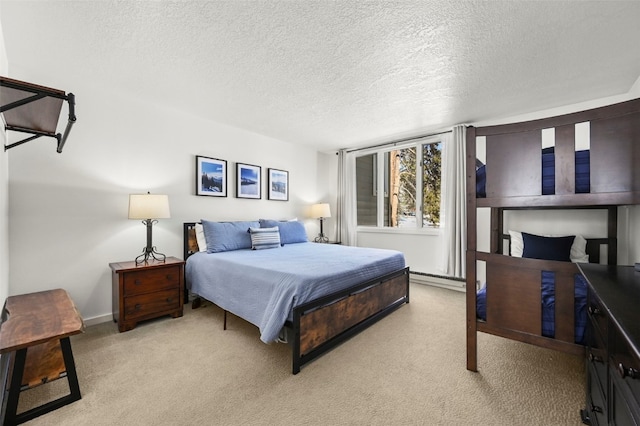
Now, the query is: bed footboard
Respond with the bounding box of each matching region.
[291,267,409,374]
[476,253,585,355]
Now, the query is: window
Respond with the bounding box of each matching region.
[355,136,442,229]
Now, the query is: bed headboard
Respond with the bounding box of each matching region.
[470,98,640,207]
[183,222,199,260]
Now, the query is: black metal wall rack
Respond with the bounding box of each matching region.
[1,76,76,153]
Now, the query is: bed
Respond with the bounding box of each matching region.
[466,97,640,372]
[183,220,409,374]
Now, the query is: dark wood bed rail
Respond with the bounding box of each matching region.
[476,253,587,354]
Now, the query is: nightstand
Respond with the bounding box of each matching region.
[109,257,185,332]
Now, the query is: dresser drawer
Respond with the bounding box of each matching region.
[586,363,607,426]
[587,293,607,338]
[124,289,180,319]
[611,327,640,410]
[586,328,608,397]
[612,373,640,426]
[123,266,181,296]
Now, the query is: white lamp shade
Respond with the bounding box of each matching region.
[128,194,171,219]
[310,203,331,219]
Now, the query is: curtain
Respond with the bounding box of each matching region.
[337,149,357,246]
[441,125,467,278]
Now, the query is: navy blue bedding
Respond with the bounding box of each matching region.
[476,148,590,197]
[476,272,588,344]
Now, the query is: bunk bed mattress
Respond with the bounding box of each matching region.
[186,242,406,343]
[477,148,590,197]
[476,272,588,344]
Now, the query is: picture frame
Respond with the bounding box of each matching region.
[236,162,261,199]
[196,155,227,197]
[268,168,289,201]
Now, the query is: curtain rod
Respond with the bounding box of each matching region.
[345,129,452,153]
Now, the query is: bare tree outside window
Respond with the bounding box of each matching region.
[356,140,441,229]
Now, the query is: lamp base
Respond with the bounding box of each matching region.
[314,234,329,243]
[135,246,166,264]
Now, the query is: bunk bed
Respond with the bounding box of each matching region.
[466,98,640,372]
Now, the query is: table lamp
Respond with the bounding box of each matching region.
[129,192,171,264]
[311,203,331,243]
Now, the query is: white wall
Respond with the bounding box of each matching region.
[358,230,443,274]
[7,80,321,324]
[0,16,9,306]
[315,151,339,241]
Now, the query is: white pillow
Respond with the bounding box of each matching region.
[195,223,207,252]
[508,230,525,257]
[508,230,589,263]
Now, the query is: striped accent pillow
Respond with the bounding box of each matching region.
[249,226,281,250]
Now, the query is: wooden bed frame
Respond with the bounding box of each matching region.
[466,98,640,372]
[182,223,410,374]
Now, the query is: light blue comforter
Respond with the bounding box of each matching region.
[186,242,406,343]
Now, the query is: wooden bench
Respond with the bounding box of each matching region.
[0,289,84,425]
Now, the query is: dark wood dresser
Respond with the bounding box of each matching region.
[578,264,640,425]
[110,257,185,332]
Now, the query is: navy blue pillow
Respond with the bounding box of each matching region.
[521,232,574,262]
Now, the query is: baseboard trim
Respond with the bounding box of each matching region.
[410,271,465,292]
[83,313,113,327]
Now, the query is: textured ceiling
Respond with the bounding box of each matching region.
[1,1,640,152]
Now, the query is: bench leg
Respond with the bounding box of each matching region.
[2,337,81,425]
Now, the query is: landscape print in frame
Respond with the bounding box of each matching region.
[268,168,289,201]
[196,155,227,197]
[236,162,261,199]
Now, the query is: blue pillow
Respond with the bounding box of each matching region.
[201,219,260,253]
[521,232,574,262]
[249,227,281,250]
[259,219,308,244]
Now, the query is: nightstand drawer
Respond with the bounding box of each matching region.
[123,266,180,296]
[124,289,180,319]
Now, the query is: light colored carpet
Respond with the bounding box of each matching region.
[18,283,585,425]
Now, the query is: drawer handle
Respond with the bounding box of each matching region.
[134,279,142,285]
[166,298,173,303]
[587,305,601,316]
[618,362,639,380]
[588,353,603,364]
[166,274,174,281]
[590,404,602,414]
[135,304,141,311]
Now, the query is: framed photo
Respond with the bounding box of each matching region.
[236,162,261,199]
[268,168,289,201]
[196,156,227,197]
